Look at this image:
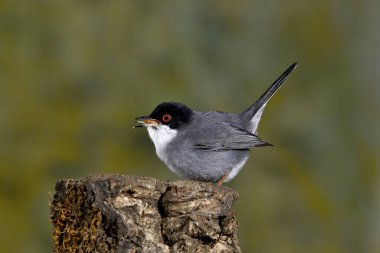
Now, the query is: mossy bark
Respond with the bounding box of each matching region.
[50,174,240,253]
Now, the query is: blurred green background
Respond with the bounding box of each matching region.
[0,1,379,252]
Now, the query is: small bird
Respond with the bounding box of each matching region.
[135,63,297,185]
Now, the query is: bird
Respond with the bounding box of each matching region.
[134,63,298,185]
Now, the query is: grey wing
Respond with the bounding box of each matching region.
[194,124,272,151]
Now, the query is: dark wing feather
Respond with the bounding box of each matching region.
[194,124,272,151]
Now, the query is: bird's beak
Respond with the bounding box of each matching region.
[134,116,160,128]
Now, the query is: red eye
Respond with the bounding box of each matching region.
[162,114,172,123]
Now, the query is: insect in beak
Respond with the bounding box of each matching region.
[133,116,160,128]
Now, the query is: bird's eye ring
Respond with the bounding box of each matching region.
[162,114,172,123]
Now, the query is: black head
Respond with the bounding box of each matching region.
[149,102,193,129]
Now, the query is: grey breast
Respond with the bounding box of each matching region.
[166,111,249,182]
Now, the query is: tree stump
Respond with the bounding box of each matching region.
[50,174,240,253]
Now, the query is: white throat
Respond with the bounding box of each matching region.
[147,125,178,165]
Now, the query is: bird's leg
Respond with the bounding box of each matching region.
[216,172,230,186]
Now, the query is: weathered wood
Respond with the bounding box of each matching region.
[50,174,240,253]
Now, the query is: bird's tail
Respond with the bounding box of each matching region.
[240,63,298,132]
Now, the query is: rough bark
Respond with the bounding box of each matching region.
[50,174,240,253]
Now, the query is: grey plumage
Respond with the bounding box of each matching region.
[135,63,298,183]
[164,112,262,182]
